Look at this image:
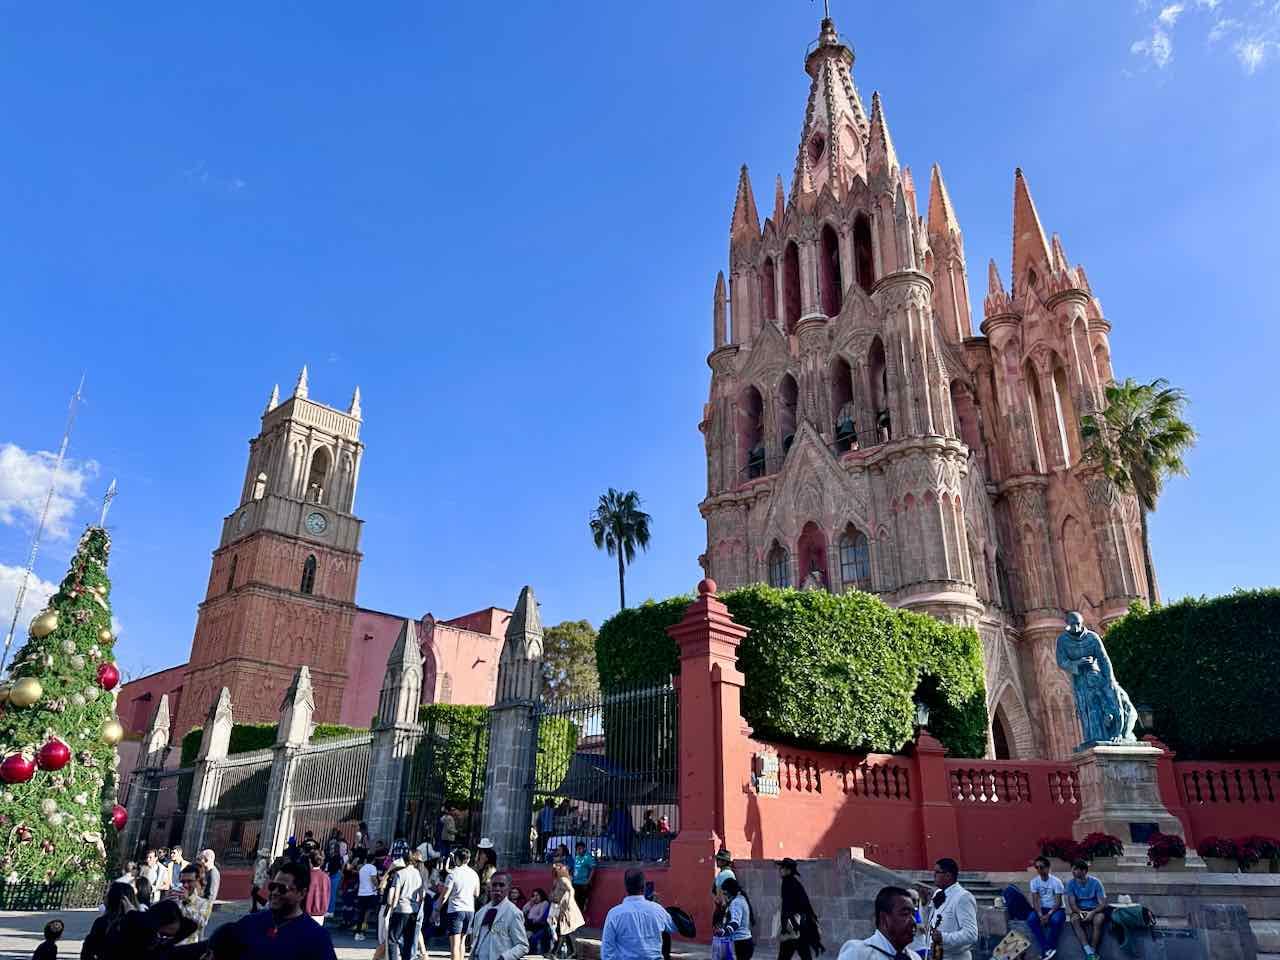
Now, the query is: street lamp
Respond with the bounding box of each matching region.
[914,700,931,729]
[1136,702,1156,731]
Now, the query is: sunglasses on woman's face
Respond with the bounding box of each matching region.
[267,882,293,894]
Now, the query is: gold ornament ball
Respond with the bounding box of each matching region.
[100,719,124,746]
[98,628,113,644]
[92,585,106,596]
[10,677,43,708]
[30,610,58,639]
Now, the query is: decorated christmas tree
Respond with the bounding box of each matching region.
[0,526,124,887]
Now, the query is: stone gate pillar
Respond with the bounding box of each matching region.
[364,620,424,846]
[256,667,314,861]
[123,694,172,855]
[481,586,543,867]
[183,688,233,854]
[665,578,751,940]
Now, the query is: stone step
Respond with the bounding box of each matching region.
[1253,919,1280,952]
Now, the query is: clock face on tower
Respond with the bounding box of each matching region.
[304,511,328,535]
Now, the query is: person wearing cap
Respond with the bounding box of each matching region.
[712,849,736,929]
[477,838,499,907]
[776,858,823,960]
[385,853,423,960]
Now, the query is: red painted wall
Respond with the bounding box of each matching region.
[505,864,671,929]
[117,664,186,736]
[1174,761,1280,841]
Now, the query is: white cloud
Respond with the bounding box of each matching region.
[0,563,59,652]
[0,443,98,539]
[1236,37,1278,70]
[1132,27,1175,66]
[1159,3,1187,25]
[1196,0,1221,9]
[1210,17,1243,40]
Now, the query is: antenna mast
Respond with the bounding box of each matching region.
[1,375,85,675]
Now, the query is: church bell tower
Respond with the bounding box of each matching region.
[172,367,365,734]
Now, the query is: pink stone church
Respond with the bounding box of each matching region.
[698,14,1148,759]
[118,366,512,742]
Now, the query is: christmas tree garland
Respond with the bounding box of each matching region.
[0,526,125,885]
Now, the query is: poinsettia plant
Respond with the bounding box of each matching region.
[1037,836,1080,862]
[1147,832,1187,868]
[1196,836,1237,859]
[1078,833,1124,859]
[1239,835,1280,860]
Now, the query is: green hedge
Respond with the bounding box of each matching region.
[597,585,988,758]
[1105,590,1280,760]
[179,722,365,766]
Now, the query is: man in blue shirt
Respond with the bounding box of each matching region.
[1065,859,1109,958]
[572,841,596,910]
[237,860,338,960]
[601,869,674,960]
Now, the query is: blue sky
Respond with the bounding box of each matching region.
[1,2,1277,680]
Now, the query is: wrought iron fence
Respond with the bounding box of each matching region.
[399,710,489,850]
[207,749,273,864]
[289,733,372,847]
[527,682,678,864]
[124,766,194,861]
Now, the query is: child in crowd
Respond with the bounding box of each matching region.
[33,919,62,960]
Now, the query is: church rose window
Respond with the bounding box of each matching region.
[767,544,790,588]
[300,554,317,595]
[839,529,871,591]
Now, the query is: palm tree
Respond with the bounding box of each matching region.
[1080,377,1196,607]
[589,488,652,610]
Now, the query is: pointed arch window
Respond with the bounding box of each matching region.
[767,543,791,589]
[783,242,802,334]
[853,213,875,293]
[306,447,332,505]
[226,555,238,594]
[839,527,872,592]
[778,374,799,455]
[300,554,317,595]
[253,472,268,501]
[761,257,777,321]
[820,224,843,317]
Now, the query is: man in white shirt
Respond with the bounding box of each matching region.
[836,886,918,960]
[601,869,675,960]
[925,859,978,960]
[386,857,424,960]
[140,849,165,903]
[353,855,380,941]
[470,873,530,960]
[1028,856,1066,959]
[437,848,482,960]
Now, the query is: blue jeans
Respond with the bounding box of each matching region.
[1029,908,1066,953]
[327,871,341,913]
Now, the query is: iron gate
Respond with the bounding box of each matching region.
[399,709,489,849]
[125,765,194,859]
[288,733,372,846]
[207,749,273,864]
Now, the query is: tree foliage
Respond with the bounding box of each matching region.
[1081,377,1197,605]
[541,620,600,705]
[596,585,988,757]
[1105,590,1280,760]
[0,527,121,884]
[589,488,652,610]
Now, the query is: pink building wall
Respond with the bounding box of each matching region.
[118,664,186,737]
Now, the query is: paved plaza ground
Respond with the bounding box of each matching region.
[0,905,445,959]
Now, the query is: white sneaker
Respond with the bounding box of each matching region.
[1044,950,1056,959]
[354,933,366,941]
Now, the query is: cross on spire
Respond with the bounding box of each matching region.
[99,479,118,527]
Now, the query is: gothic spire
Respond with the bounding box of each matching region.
[294,364,310,400]
[1011,168,1053,295]
[867,92,899,183]
[265,384,280,413]
[790,13,868,201]
[773,174,786,225]
[988,258,1005,297]
[349,385,362,419]
[901,165,918,219]
[1050,232,1070,274]
[713,271,727,348]
[730,165,760,243]
[927,164,962,239]
[504,585,543,660]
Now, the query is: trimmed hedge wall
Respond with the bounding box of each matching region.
[180,722,365,766]
[1105,590,1280,760]
[597,585,988,758]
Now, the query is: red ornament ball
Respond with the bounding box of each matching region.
[96,662,120,691]
[0,754,35,784]
[110,804,127,831]
[36,739,71,772]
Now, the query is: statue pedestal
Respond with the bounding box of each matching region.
[1072,742,1206,870]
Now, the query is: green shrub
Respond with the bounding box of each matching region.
[179,721,365,766]
[596,585,988,757]
[1105,590,1280,760]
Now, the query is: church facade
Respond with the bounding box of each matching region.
[128,369,511,743]
[698,16,1148,759]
